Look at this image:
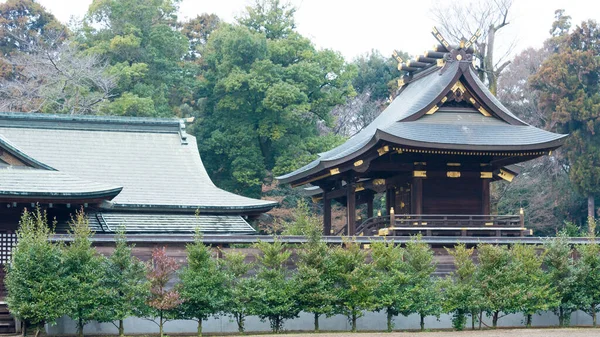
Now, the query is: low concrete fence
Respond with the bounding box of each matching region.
[48,310,595,335]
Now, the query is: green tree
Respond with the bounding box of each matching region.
[181,13,220,61]
[63,209,111,337]
[511,244,558,327]
[102,230,149,337]
[352,50,404,101]
[575,241,600,326]
[475,244,521,328]
[179,232,227,336]
[442,244,480,330]
[544,234,580,326]
[80,0,191,117]
[5,208,68,337]
[0,0,67,56]
[403,235,442,331]
[371,240,409,332]
[530,19,600,219]
[221,251,258,333]
[253,239,299,332]
[198,0,355,197]
[329,240,376,332]
[294,217,335,331]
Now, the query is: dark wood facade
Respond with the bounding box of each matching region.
[278,29,567,237]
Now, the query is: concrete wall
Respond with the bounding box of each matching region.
[47,310,595,335]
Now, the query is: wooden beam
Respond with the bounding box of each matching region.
[482,179,490,216]
[412,177,423,215]
[323,193,332,235]
[347,182,356,236]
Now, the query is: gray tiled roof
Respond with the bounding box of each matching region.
[277,62,460,181]
[55,212,255,234]
[0,167,122,198]
[277,61,566,183]
[0,113,276,212]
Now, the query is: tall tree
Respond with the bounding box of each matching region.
[544,234,580,326]
[63,210,111,337]
[371,240,409,332]
[329,240,376,332]
[511,244,558,327]
[5,208,68,337]
[102,230,149,337]
[80,0,191,117]
[293,209,335,331]
[403,235,442,331]
[0,0,67,56]
[475,244,520,328]
[530,19,600,219]
[179,233,227,336]
[442,244,480,330]
[0,42,116,114]
[430,0,514,95]
[181,13,220,61]
[575,241,600,326]
[252,239,299,333]
[197,0,355,197]
[221,251,258,333]
[146,247,182,337]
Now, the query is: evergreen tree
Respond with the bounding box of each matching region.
[5,208,68,337]
[63,209,111,337]
[329,240,376,332]
[442,244,480,330]
[544,234,580,326]
[294,214,335,331]
[511,244,558,327]
[179,232,227,336]
[221,251,258,333]
[403,235,442,331]
[253,239,299,332]
[371,240,409,332]
[102,230,149,336]
[575,241,600,326]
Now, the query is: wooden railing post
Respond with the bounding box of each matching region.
[520,208,525,228]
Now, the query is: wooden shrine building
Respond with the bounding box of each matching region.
[0,112,276,238]
[277,29,567,237]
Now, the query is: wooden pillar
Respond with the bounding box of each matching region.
[367,194,374,219]
[482,179,490,215]
[347,183,356,236]
[412,178,423,215]
[323,193,332,236]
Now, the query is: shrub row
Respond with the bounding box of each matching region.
[6,208,600,336]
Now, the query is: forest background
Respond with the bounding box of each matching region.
[0,0,599,235]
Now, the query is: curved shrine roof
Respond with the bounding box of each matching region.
[277,56,566,184]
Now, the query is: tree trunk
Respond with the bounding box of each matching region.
[471,311,476,330]
[236,314,245,333]
[559,307,564,327]
[78,317,83,337]
[386,310,393,332]
[22,320,26,337]
[486,24,497,95]
[420,314,425,331]
[526,314,532,328]
[159,312,164,337]
[593,309,597,328]
[314,313,319,332]
[494,312,501,327]
[197,320,203,336]
[589,195,596,220]
[351,312,357,332]
[119,319,124,337]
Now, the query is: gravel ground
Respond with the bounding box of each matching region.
[241,328,600,337]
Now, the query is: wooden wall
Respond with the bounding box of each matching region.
[422,178,483,215]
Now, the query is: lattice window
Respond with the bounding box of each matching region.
[0,232,16,265]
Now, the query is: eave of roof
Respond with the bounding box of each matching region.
[276,60,567,185]
[0,168,123,200]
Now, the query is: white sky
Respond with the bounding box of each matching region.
[29,0,600,61]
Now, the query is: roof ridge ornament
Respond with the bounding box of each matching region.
[430,27,481,75]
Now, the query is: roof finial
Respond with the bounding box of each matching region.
[464,29,482,49]
[431,26,450,50]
